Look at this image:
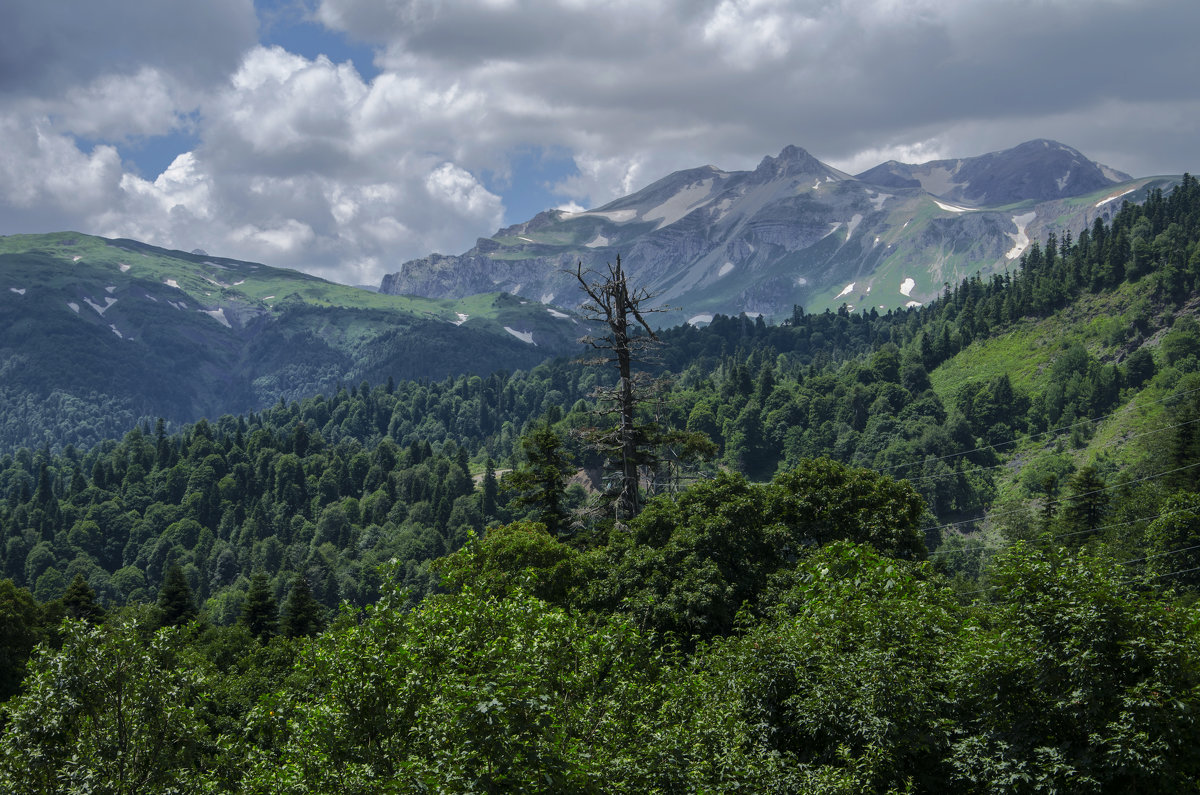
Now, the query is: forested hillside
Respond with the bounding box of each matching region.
[3,176,1200,791]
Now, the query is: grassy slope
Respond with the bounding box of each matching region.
[928,277,1173,500]
[0,233,589,451]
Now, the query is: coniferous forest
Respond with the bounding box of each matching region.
[4,177,1200,791]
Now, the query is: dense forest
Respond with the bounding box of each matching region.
[3,176,1200,791]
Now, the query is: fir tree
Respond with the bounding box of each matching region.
[156,564,197,628]
[240,571,278,641]
[281,574,325,638]
[482,458,498,520]
[62,573,105,625]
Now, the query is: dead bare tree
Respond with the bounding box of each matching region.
[573,256,669,521]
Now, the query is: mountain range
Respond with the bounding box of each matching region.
[0,232,587,451]
[380,140,1178,323]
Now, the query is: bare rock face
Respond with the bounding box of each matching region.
[381,141,1162,321]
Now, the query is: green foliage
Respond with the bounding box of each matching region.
[949,543,1200,791]
[158,563,198,628]
[239,571,278,641]
[669,542,961,791]
[280,575,325,639]
[588,461,926,642]
[433,522,580,604]
[239,583,670,793]
[504,423,574,535]
[0,612,218,793]
[0,579,40,701]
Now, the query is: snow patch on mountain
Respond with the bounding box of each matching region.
[719,262,735,277]
[84,296,117,315]
[9,287,25,295]
[1056,170,1072,191]
[568,209,637,223]
[119,263,131,272]
[105,285,116,294]
[836,282,855,299]
[645,179,714,229]
[453,312,469,325]
[547,308,570,319]
[868,192,892,211]
[900,277,916,297]
[67,302,79,313]
[504,327,535,345]
[200,307,231,328]
[934,199,969,213]
[906,300,922,308]
[846,214,863,239]
[688,314,714,326]
[518,236,534,242]
[585,234,610,248]
[1096,188,1135,207]
[1006,212,1037,259]
[109,325,123,339]
[165,279,180,288]
[540,292,555,304]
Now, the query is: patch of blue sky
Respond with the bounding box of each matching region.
[256,0,380,81]
[484,146,581,226]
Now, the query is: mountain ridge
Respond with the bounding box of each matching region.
[0,232,587,452]
[381,140,1168,322]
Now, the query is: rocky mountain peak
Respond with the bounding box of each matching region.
[754,145,829,180]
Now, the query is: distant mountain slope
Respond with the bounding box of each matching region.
[0,233,587,451]
[381,140,1172,322]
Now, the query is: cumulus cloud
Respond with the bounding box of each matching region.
[0,0,1197,287]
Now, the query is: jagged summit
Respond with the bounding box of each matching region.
[754,145,839,180]
[380,140,1169,321]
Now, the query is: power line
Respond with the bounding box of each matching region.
[928,502,1200,559]
[877,384,1200,476]
[920,460,1200,537]
[901,416,1200,486]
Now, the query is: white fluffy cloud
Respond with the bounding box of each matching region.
[0,0,1197,286]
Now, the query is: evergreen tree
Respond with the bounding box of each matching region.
[281,574,325,638]
[1062,465,1108,539]
[62,573,105,625]
[239,571,278,641]
[506,424,573,536]
[482,458,498,520]
[156,564,197,628]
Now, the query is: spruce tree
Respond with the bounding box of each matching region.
[157,564,197,628]
[62,573,105,625]
[281,574,325,638]
[482,458,499,520]
[240,571,278,641]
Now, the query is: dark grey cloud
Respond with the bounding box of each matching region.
[0,0,1196,287]
[0,0,258,96]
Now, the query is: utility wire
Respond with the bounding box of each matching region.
[919,460,1200,537]
[900,416,1200,486]
[876,384,1200,476]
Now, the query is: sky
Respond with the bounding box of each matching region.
[2,0,1197,288]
